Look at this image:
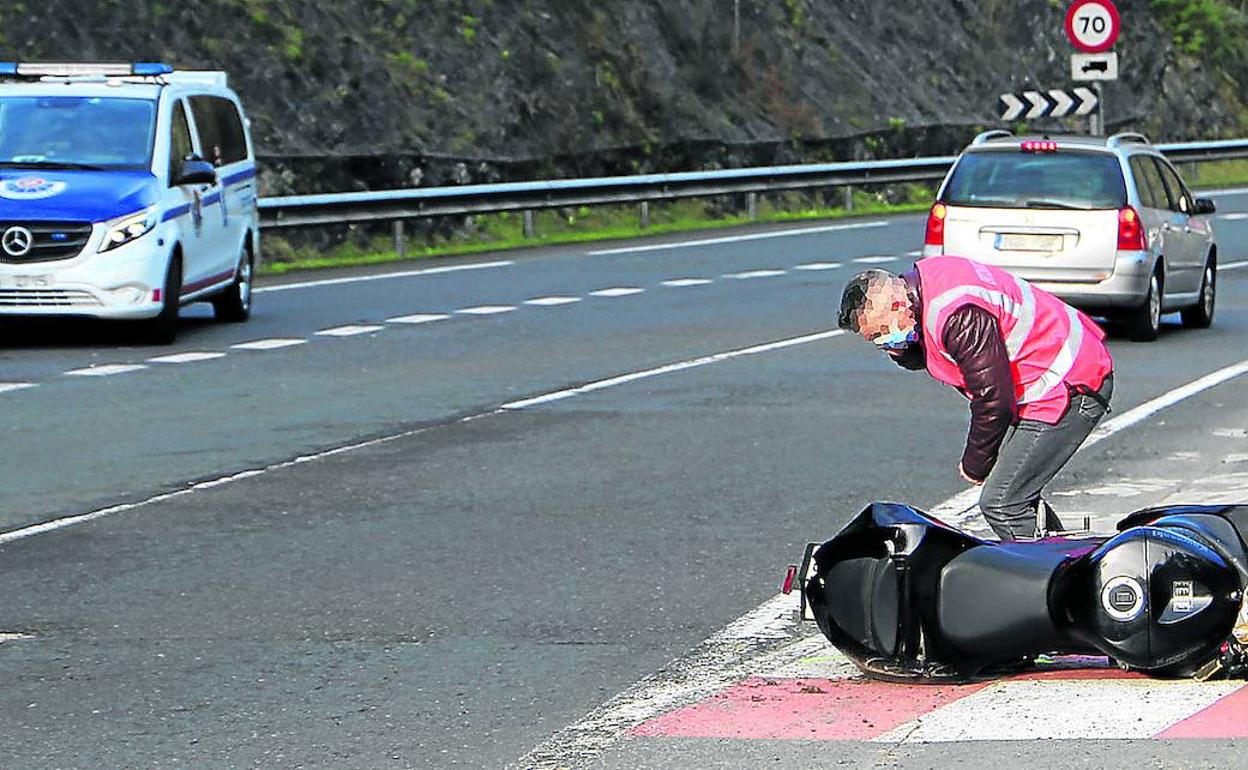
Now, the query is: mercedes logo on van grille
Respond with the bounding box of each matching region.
[2,226,33,257]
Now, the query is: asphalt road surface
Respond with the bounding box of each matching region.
[1,199,1247,769]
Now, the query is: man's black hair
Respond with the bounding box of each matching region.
[838,269,894,332]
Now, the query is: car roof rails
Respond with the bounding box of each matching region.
[1107,132,1151,147]
[971,129,1014,145]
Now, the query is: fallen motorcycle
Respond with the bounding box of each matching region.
[794,502,1248,682]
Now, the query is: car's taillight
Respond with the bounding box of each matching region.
[1118,206,1145,251]
[925,202,947,247]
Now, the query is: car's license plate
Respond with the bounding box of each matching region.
[0,274,52,289]
[995,234,1063,252]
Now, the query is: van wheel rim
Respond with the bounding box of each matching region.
[239,258,252,311]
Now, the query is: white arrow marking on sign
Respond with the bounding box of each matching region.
[1000,93,1025,121]
[1024,91,1050,120]
[1048,89,1075,118]
[1073,86,1099,116]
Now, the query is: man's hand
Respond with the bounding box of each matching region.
[959,462,984,486]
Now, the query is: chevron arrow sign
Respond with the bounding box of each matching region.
[999,88,1099,121]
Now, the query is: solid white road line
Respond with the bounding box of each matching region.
[501,330,845,411]
[586,221,888,255]
[315,325,385,337]
[932,356,1248,526]
[456,305,517,315]
[589,287,644,297]
[520,353,1248,769]
[64,364,148,377]
[147,352,227,364]
[524,296,582,307]
[724,269,786,279]
[1224,259,1248,271]
[253,260,513,294]
[853,255,897,264]
[0,327,848,548]
[0,383,36,395]
[231,338,308,351]
[661,278,713,287]
[386,313,451,325]
[794,262,841,271]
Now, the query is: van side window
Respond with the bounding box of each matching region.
[1153,159,1192,214]
[189,96,247,167]
[169,101,194,185]
[1129,156,1167,210]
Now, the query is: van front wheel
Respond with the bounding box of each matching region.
[213,249,253,322]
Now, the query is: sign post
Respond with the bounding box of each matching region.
[1065,0,1121,135]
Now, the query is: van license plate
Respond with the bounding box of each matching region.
[2,275,51,288]
[996,234,1063,252]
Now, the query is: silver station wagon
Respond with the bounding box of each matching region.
[922,131,1218,341]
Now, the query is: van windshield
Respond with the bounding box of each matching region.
[942,149,1127,210]
[0,96,156,170]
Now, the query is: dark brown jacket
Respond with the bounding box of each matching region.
[897,270,1016,482]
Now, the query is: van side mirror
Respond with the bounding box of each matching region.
[1192,198,1217,215]
[175,158,217,186]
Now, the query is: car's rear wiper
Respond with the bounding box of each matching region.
[0,160,107,171]
[1024,199,1090,210]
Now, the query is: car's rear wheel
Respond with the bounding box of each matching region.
[140,255,182,345]
[1180,259,1216,329]
[1125,270,1162,342]
[213,248,253,322]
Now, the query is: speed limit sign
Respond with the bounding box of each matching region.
[1065,0,1120,53]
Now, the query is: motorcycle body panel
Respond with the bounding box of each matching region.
[803,502,1248,682]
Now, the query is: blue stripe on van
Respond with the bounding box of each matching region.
[162,204,191,222]
[221,167,257,186]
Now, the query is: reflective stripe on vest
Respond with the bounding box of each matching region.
[924,274,1078,406]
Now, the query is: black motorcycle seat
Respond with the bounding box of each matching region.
[938,540,1095,658]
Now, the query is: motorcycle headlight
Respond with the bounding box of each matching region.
[99,207,158,253]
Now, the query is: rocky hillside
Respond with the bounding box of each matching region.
[3,0,1246,193]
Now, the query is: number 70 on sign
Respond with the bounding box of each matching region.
[1065,0,1121,54]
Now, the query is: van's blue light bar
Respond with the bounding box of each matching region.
[0,62,174,77]
[131,62,174,76]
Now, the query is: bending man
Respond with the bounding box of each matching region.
[838,255,1114,540]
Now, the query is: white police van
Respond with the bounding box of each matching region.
[0,62,259,343]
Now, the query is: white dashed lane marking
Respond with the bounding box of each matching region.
[64,364,148,377]
[315,325,385,337]
[724,269,786,279]
[0,383,36,394]
[147,352,228,364]
[662,278,713,287]
[456,305,517,316]
[386,313,450,325]
[589,287,644,297]
[1221,213,1248,220]
[794,262,841,271]
[231,338,308,350]
[524,296,582,307]
[853,256,897,264]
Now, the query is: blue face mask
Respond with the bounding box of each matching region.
[873,328,918,351]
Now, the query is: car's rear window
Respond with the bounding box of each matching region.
[942,149,1127,210]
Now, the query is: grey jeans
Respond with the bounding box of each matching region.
[979,374,1114,540]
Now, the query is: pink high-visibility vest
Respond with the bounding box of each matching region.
[917,256,1113,424]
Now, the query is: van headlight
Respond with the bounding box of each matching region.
[99,207,158,252]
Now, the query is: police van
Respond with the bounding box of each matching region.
[0,62,258,343]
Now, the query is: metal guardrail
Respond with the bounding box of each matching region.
[257,138,1248,232]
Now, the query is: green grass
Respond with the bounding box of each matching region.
[260,189,934,275]
[1186,158,1248,189]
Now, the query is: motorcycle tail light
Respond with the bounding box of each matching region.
[781,564,799,595]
